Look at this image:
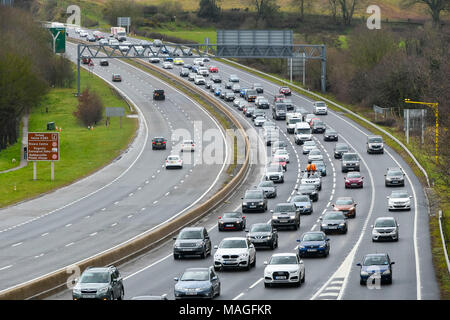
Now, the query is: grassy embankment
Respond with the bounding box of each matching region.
[0,66,138,208]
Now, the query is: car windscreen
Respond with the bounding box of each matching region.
[299,185,315,191]
[315,102,326,107]
[302,233,325,241]
[369,137,383,143]
[347,172,361,178]
[335,144,348,151]
[259,181,274,187]
[375,219,396,228]
[296,128,311,134]
[247,90,257,95]
[289,118,302,124]
[267,165,281,172]
[180,270,209,281]
[336,199,353,205]
[343,154,358,161]
[388,170,403,176]
[309,150,321,155]
[312,161,325,167]
[219,239,247,248]
[314,121,325,126]
[363,256,389,266]
[391,192,409,198]
[269,256,297,265]
[250,224,271,232]
[323,212,345,220]
[168,156,179,161]
[80,272,109,283]
[245,191,263,199]
[274,204,295,212]
[292,195,310,202]
[178,230,202,239]
[223,212,241,219]
[275,104,287,110]
[304,141,316,147]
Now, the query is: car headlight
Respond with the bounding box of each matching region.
[289,270,299,274]
[259,202,264,205]
[299,245,305,249]
[98,287,108,294]
[339,223,346,226]
[383,270,391,275]
[290,215,296,219]
[265,236,272,240]
[361,271,369,276]
[243,202,248,206]
[321,224,327,227]
[319,244,325,248]
[305,204,311,208]
[240,253,248,258]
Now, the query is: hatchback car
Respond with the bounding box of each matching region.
[153,89,165,100]
[371,217,399,242]
[174,267,220,299]
[166,155,183,169]
[218,212,246,231]
[152,136,167,150]
[302,141,317,154]
[112,73,122,82]
[246,223,278,249]
[385,167,405,187]
[300,171,322,191]
[242,189,267,213]
[333,197,357,218]
[344,172,364,188]
[279,86,292,96]
[265,163,284,183]
[99,59,109,66]
[297,231,330,257]
[253,83,264,93]
[181,140,195,152]
[334,143,350,159]
[173,227,212,259]
[211,75,222,83]
[72,266,124,300]
[290,195,313,215]
[320,211,347,234]
[271,203,300,230]
[213,237,256,271]
[297,184,319,202]
[308,149,323,163]
[273,149,290,163]
[254,116,266,127]
[264,253,305,287]
[356,253,394,285]
[323,128,338,141]
[257,181,277,198]
[387,190,412,211]
[225,91,235,101]
[311,120,326,133]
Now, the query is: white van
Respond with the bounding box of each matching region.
[294,122,312,145]
[313,101,328,115]
[286,113,303,134]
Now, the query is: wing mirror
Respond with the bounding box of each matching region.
[264,261,268,265]
[174,277,179,282]
[270,210,274,213]
[214,245,218,250]
[356,262,361,267]
[172,237,177,240]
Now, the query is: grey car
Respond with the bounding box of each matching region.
[257,181,277,198]
[229,74,239,82]
[334,143,350,159]
[311,120,326,133]
[302,141,317,154]
[271,203,300,230]
[290,194,313,215]
[341,152,360,172]
[174,267,220,299]
[72,266,124,300]
[242,189,267,213]
[323,128,338,141]
[320,211,347,234]
[371,217,399,242]
[297,184,319,202]
[367,135,384,154]
[246,223,278,249]
[225,91,236,101]
[173,227,212,259]
[385,167,405,186]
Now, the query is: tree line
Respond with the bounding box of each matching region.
[0,6,73,151]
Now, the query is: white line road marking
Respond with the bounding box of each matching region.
[85,215,90,219]
[324,286,342,291]
[141,208,146,211]
[311,224,317,231]
[65,242,74,247]
[233,293,245,300]
[41,233,49,237]
[114,201,119,205]
[129,193,134,197]
[111,223,118,227]
[65,224,72,227]
[153,200,158,204]
[318,292,339,297]
[34,254,44,259]
[128,215,133,219]
[12,242,22,247]
[0,265,12,271]
[90,232,97,237]
[101,208,106,211]
[249,278,264,289]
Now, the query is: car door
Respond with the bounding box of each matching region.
[203,228,211,253]
[247,240,256,262]
[210,268,219,294]
[110,270,118,298]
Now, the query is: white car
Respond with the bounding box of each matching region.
[308,148,323,163]
[214,237,256,271]
[264,253,305,287]
[233,98,244,108]
[181,140,195,152]
[165,155,183,169]
[75,28,81,34]
[194,75,206,85]
[162,62,173,69]
[79,31,88,37]
[98,39,108,46]
[193,58,204,66]
[302,141,317,154]
[149,57,160,63]
[300,171,322,191]
[387,190,412,211]
[304,113,316,124]
[273,149,290,163]
[198,67,209,77]
[188,73,196,81]
[254,116,266,127]
[134,45,145,55]
[313,101,328,115]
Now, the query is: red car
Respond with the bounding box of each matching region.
[274,94,284,103]
[270,160,287,171]
[333,197,357,218]
[309,117,321,127]
[344,172,364,188]
[112,73,122,82]
[208,65,218,73]
[279,86,291,96]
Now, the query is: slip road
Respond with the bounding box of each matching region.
[178,304,272,318]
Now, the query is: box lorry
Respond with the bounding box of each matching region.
[111,27,126,42]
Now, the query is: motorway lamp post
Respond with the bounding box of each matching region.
[404,99,439,164]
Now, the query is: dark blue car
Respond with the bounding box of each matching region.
[214,87,222,96]
[174,267,221,299]
[297,231,330,257]
[356,253,394,285]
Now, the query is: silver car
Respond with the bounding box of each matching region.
[387,190,412,211]
[302,141,317,154]
[307,148,323,163]
[300,171,322,191]
[371,217,399,242]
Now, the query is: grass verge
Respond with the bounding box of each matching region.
[0,120,23,172]
[0,66,138,208]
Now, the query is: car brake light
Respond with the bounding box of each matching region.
[242,216,245,219]
[192,144,194,147]
[218,216,221,219]
[162,141,166,144]
[152,141,155,144]
[166,160,168,163]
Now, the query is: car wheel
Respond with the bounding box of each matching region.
[109,292,114,300]
[173,254,180,260]
[200,249,206,259]
[118,287,124,300]
[251,255,256,267]
[388,277,393,284]
[245,259,251,271]
[301,270,305,283]
[360,279,366,285]
[264,282,270,288]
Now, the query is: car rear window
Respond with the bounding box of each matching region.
[220,239,247,248]
[178,230,202,239]
[275,204,295,212]
[223,212,241,219]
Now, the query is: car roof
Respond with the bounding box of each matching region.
[336,196,353,201]
[181,227,204,232]
[85,267,111,272]
[222,237,247,241]
[272,252,297,257]
[365,253,388,258]
[184,267,210,272]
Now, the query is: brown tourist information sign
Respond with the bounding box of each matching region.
[27,132,60,161]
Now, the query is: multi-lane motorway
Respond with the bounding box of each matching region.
[3,28,440,300]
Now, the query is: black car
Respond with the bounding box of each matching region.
[99,59,109,66]
[271,203,300,230]
[334,143,350,159]
[253,83,264,93]
[218,212,246,231]
[320,211,347,234]
[242,189,267,213]
[246,223,278,249]
[152,137,167,150]
[323,128,338,141]
[179,67,189,77]
[225,91,235,102]
[153,89,165,100]
[297,184,319,202]
[173,227,212,259]
[225,82,233,89]
[211,75,222,83]
[311,120,326,133]
[184,63,193,69]
[357,253,394,285]
[385,167,405,187]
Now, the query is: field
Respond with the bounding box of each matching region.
[0,66,137,208]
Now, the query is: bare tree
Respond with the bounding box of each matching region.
[249,0,279,26]
[402,0,450,27]
[328,0,338,23]
[339,0,358,25]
